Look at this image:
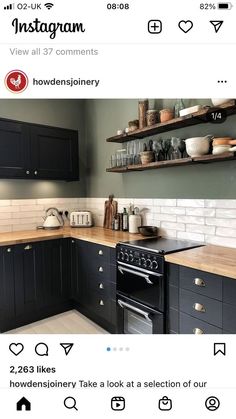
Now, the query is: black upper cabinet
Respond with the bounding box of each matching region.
[0,117,79,181]
[30,125,79,180]
[0,119,30,178]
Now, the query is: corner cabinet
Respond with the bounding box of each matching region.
[0,117,79,181]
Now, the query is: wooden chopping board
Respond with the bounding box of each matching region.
[103,195,118,229]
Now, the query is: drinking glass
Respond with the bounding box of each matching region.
[170,137,181,160]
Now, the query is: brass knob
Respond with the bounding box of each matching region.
[98,266,104,272]
[99,283,104,289]
[7,248,11,253]
[99,300,104,306]
[26,170,30,175]
[193,303,206,313]
[34,170,38,175]
[98,250,103,255]
[194,278,206,287]
[71,240,75,244]
[193,327,204,334]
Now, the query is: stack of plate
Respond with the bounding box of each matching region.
[212,138,236,155]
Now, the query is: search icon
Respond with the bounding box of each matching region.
[64,397,78,411]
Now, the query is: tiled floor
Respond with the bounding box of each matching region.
[5,310,108,334]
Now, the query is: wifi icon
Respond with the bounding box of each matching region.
[44,2,54,9]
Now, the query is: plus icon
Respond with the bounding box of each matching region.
[148,20,162,34]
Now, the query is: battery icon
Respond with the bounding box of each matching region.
[218,2,233,8]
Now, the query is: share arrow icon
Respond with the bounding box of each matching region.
[60,343,74,356]
[210,20,224,33]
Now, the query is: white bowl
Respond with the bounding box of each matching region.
[185,137,211,157]
[212,145,231,155]
[211,98,232,106]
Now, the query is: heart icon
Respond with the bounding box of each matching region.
[9,343,24,356]
[178,20,193,33]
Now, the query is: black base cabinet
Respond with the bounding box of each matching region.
[167,263,236,334]
[0,246,15,332]
[71,239,117,333]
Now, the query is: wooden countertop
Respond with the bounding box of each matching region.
[165,245,236,279]
[0,227,144,248]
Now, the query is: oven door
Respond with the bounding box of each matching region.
[117,262,164,311]
[117,295,164,334]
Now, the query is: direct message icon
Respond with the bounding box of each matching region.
[158,396,172,411]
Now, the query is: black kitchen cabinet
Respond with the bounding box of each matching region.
[0,119,29,178]
[167,263,236,334]
[30,125,79,180]
[0,246,15,332]
[72,239,117,333]
[0,117,79,181]
[14,242,44,320]
[42,239,70,308]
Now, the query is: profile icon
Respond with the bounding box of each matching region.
[5,70,28,93]
[205,396,220,411]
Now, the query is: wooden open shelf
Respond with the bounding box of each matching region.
[106,101,236,143]
[106,153,236,173]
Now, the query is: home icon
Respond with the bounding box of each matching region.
[16,397,31,411]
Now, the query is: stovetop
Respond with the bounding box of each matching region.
[121,237,203,255]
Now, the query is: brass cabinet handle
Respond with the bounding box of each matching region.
[34,170,38,175]
[193,327,204,334]
[193,303,206,313]
[98,266,104,272]
[26,170,30,175]
[99,299,104,306]
[194,278,206,287]
[99,283,104,289]
[7,248,11,253]
[71,240,75,244]
[98,250,103,256]
[24,244,32,250]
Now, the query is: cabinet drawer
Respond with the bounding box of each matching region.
[79,240,111,262]
[88,262,112,281]
[223,303,236,333]
[88,293,112,321]
[223,278,236,306]
[179,289,222,328]
[179,266,222,301]
[180,312,222,334]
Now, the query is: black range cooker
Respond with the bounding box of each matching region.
[116,238,203,334]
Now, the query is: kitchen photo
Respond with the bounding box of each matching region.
[0,98,236,335]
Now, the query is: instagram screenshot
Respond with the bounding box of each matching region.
[0,0,236,417]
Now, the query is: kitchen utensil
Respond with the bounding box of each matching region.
[185,135,213,157]
[179,105,202,117]
[211,99,232,106]
[138,226,158,236]
[103,195,118,229]
[43,207,63,229]
[159,109,174,122]
[70,211,93,227]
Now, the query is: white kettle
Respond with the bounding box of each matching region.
[43,208,63,229]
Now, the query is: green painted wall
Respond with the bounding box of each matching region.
[85,99,236,198]
[0,99,86,199]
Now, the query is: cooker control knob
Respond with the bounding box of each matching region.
[129,254,134,262]
[124,253,129,262]
[141,257,146,268]
[146,259,152,268]
[152,260,159,270]
[119,251,125,261]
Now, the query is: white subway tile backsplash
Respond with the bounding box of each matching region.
[177,232,204,242]
[186,208,215,217]
[216,227,236,238]
[177,215,204,225]
[205,235,236,248]
[186,224,215,235]
[205,200,236,209]
[216,209,236,218]
[0,197,236,249]
[177,199,204,207]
